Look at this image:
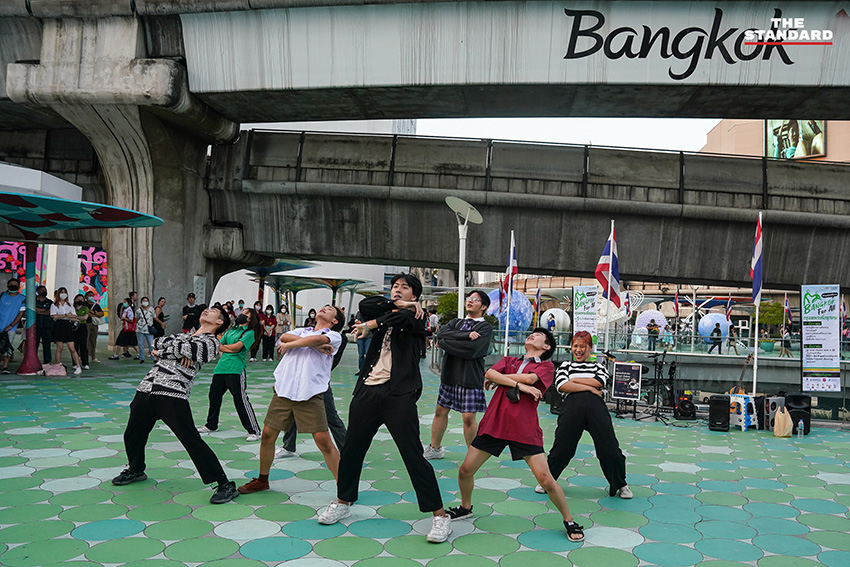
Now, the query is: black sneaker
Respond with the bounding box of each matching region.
[112,469,148,486]
[446,505,473,521]
[1,368,10,374]
[122,352,131,358]
[210,480,239,504]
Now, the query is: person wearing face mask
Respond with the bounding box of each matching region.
[247,301,263,361]
[152,297,168,338]
[84,292,104,363]
[72,294,91,370]
[109,296,138,360]
[198,308,262,441]
[51,287,83,374]
[135,297,157,364]
[261,305,276,362]
[0,278,26,374]
[34,285,54,365]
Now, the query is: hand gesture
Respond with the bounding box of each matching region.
[277,342,289,356]
[313,344,334,356]
[469,331,480,340]
[353,322,370,340]
[179,357,194,368]
[484,380,496,391]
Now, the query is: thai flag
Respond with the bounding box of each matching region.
[594,224,621,308]
[502,231,518,306]
[726,296,733,322]
[533,287,542,325]
[784,293,793,324]
[624,290,631,318]
[751,215,763,303]
[674,290,679,317]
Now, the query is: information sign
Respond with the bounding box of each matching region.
[801,284,841,392]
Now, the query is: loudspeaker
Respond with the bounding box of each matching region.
[709,395,730,431]
[675,393,696,420]
[764,396,785,431]
[785,392,812,435]
[753,395,765,430]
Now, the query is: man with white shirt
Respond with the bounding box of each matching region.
[425,290,493,459]
[238,304,344,494]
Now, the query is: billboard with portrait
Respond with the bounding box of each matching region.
[766,120,826,160]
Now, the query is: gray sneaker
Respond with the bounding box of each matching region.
[275,447,296,458]
[427,514,452,543]
[618,485,634,499]
[318,500,351,525]
[534,484,546,494]
[423,445,445,460]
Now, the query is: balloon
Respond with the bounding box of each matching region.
[486,289,534,336]
[699,313,731,343]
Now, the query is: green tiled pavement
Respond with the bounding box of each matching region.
[2,346,850,566]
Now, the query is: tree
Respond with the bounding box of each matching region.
[436,292,498,327]
[758,301,785,336]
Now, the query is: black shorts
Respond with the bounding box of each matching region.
[471,433,544,461]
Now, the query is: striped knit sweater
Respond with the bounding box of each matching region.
[136,332,220,400]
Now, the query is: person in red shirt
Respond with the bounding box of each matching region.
[446,327,584,542]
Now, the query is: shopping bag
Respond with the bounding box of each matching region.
[774,405,793,438]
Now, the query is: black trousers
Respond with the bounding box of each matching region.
[204,372,261,435]
[36,325,52,363]
[708,341,722,354]
[338,381,442,512]
[281,386,347,451]
[73,324,89,366]
[548,391,627,496]
[261,335,275,360]
[250,338,260,359]
[123,392,228,485]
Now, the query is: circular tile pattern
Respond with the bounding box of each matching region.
[696,538,763,561]
[85,538,165,563]
[453,533,520,555]
[239,536,312,562]
[639,523,701,544]
[214,519,281,540]
[348,518,411,539]
[753,534,822,556]
[0,539,89,567]
[165,538,239,562]
[633,542,704,567]
[567,546,639,567]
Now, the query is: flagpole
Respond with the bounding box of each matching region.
[604,220,614,353]
[691,287,697,353]
[752,212,763,396]
[503,231,514,357]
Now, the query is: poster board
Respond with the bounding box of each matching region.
[612,362,642,401]
[801,284,841,392]
[573,285,598,358]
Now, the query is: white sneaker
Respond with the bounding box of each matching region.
[427,514,452,543]
[318,500,351,525]
[423,445,445,460]
[275,447,296,458]
[534,484,546,494]
[73,366,82,375]
[197,425,215,433]
[246,433,260,442]
[250,358,257,362]
[83,365,90,370]
[92,358,100,363]
[619,485,634,499]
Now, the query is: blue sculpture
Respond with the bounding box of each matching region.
[486,289,534,337]
[699,313,731,343]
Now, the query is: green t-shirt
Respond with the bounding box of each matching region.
[213,326,255,375]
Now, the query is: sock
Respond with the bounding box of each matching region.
[258,474,269,483]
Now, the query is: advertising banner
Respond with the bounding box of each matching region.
[612,362,642,401]
[573,285,598,355]
[801,284,841,392]
[766,120,826,159]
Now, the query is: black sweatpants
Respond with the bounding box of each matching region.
[338,381,443,513]
[36,325,52,364]
[281,386,347,451]
[262,335,275,360]
[548,391,627,496]
[123,392,228,485]
[204,372,261,435]
[73,324,89,366]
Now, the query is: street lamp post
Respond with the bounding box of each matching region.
[446,197,483,319]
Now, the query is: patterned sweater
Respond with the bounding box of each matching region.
[136,332,220,400]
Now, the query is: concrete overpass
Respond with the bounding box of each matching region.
[207,130,850,289]
[0,0,848,331]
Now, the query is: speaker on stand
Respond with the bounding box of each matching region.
[785,393,812,435]
[709,395,730,431]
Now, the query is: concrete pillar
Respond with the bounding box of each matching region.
[7,16,244,342]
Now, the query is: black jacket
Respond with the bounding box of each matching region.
[437,318,493,389]
[353,296,426,397]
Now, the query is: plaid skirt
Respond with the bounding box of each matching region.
[437,383,487,414]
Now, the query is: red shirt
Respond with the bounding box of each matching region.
[477,355,554,446]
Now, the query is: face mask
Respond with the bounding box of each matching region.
[142,301,149,307]
[236,314,249,325]
[74,302,83,307]
[238,303,244,308]
[59,293,68,300]
[254,305,261,311]
[7,285,18,292]
[37,291,46,297]
[266,309,273,314]
[86,296,93,302]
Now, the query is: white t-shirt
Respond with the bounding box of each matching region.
[50,303,75,317]
[273,327,342,402]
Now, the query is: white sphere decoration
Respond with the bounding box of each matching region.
[698,313,731,343]
[634,310,669,332]
[541,308,570,332]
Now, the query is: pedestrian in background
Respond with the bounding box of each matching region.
[136,297,157,363]
[72,294,90,370]
[35,285,53,365]
[84,291,104,362]
[261,305,276,361]
[51,287,82,374]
